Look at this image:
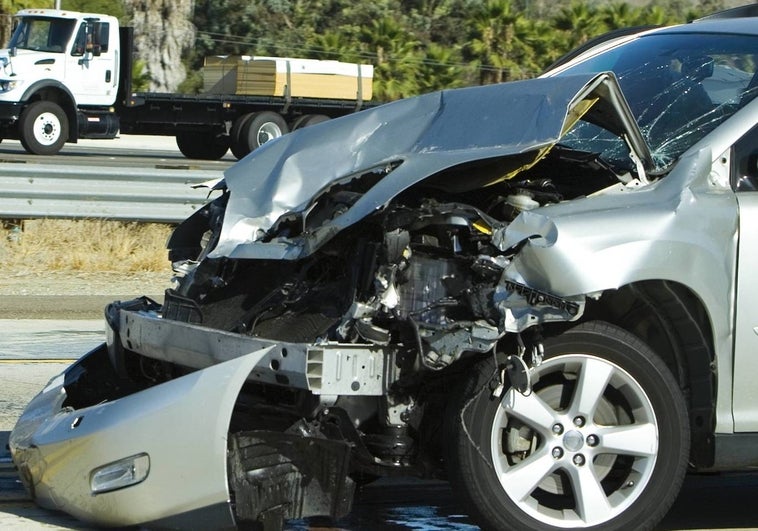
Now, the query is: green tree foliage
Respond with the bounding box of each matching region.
[554,1,604,48]
[0,0,50,45]
[131,58,150,92]
[2,0,56,13]
[465,0,560,84]
[185,0,721,99]
[61,1,125,19]
[0,0,720,98]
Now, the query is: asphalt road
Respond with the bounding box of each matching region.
[0,135,237,171]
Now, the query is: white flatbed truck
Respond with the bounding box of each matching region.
[0,9,374,159]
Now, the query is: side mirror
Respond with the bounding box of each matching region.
[78,50,94,65]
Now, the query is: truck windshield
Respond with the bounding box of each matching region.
[8,17,76,53]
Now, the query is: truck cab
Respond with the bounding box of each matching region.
[0,9,121,154]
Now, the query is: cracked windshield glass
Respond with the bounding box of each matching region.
[557,32,758,172]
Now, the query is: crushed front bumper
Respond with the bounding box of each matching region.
[105,297,392,397]
[9,342,267,528]
[9,298,360,529]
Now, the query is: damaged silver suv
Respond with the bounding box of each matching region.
[11,7,758,531]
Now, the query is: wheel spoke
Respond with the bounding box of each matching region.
[571,357,613,418]
[596,423,658,457]
[502,449,557,502]
[569,463,613,525]
[504,388,557,432]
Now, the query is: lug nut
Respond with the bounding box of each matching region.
[573,416,585,427]
[573,454,585,466]
[552,423,564,435]
[586,434,599,447]
[552,447,564,459]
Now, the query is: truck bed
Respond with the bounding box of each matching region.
[118,91,376,136]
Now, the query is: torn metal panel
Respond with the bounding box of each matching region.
[10,344,269,528]
[111,305,389,396]
[215,73,647,260]
[499,149,738,313]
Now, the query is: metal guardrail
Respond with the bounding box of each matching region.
[0,163,224,223]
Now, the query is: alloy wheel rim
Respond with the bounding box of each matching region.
[491,354,658,528]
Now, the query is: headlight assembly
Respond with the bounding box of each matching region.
[0,79,19,92]
[90,453,150,494]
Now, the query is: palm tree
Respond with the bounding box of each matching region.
[554,1,604,49]
[359,17,422,99]
[416,42,469,93]
[600,2,642,30]
[308,29,363,63]
[466,0,538,84]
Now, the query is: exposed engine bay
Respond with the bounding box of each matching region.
[165,145,609,364]
[98,145,618,482]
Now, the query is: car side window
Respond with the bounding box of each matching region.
[732,122,758,191]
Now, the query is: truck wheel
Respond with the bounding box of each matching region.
[176,132,229,160]
[229,113,254,159]
[291,114,330,130]
[19,101,68,155]
[241,111,288,152]
[446,321,689,531]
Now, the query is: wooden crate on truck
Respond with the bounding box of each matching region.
[203,56,374,101]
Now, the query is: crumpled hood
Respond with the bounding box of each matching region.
[214,72,651,260]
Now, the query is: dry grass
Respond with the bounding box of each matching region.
[0,219,174,274]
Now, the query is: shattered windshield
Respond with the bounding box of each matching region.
[556,32,758,171]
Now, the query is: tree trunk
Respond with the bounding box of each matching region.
[124,0,196,92]
[0,12,12,48]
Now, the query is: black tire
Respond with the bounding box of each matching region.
[229,113,255,159]
[446,321,689,531]
[241,111,288,152]
[175,131,229,160]
[19,100,68,155]
[291,113,330,130]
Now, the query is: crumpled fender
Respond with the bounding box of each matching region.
[10,344,273,528]
[495,148,736,306]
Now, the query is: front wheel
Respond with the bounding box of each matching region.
[19,100,68,155]
[446,321,689,531]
